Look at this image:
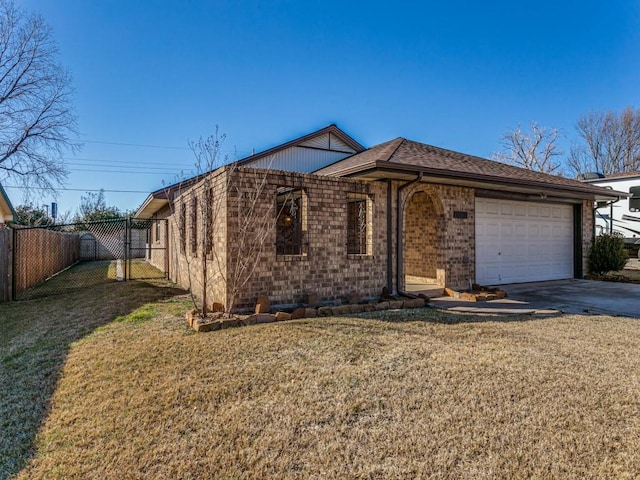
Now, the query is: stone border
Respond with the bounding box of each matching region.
[443,287,507,302]
[186,297,429,333]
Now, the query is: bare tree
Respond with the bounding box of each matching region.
[568,107,640,176]
[166,129,281,317]
[186,131,228,316]
[0,0,79,191]
[492,122,563,174]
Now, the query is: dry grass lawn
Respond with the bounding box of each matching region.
[2,282,640,479]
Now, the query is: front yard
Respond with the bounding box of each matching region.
[2,280,640,479]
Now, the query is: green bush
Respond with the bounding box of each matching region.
[588,233,629,275]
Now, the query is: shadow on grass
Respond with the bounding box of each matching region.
[0,279,186,479]
[15,259,166,300]
[352,306,563,325]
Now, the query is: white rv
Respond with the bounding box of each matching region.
[581,171,640,257]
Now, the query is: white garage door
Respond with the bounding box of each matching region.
[476,198,574,285]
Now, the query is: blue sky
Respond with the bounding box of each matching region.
[9,0,640,216]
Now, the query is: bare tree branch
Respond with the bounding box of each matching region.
[164,128,287,318]
[568,107,640,176]
[492,122,563,174]
[0,0,79,192]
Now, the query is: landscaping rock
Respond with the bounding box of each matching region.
[404,298,426,309]
[347,291,361,305]
[363,304,376,312]
[291,307,306,319]
[221,318,241,329]
[375,301,390,311]
[210,302,225,313]
[332,305,351,315]
[255,294,271,314]
[388,300,403,309]
[304,292,321,307]
[242,315,258,326]
[185,310,194,327]
[305,308,318,318]
[349,304,365,313]
[444,287,459,298]
[317,306,333,316]
[254,313,276,324]
[194,320,221,332]
[444,286,507,302]
[275,311,292,321]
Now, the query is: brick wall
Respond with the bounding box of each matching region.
[226,168,388,309]
[582,199,594,275]
[165,169,228,310]
[399,183,475,291]
[439,185,476,289]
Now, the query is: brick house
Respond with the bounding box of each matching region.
[135,125,620,311]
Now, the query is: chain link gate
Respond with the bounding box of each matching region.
[12,218,167,300]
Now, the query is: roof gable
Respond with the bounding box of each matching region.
[237,124,365,168]
[135,124,365,218]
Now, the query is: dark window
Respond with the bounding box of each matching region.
[191,197,198,255]
[276,188,305,255]
[179,203,186,254]
[347,193,372,255]
[630,186,640,212]
[204,187,213,255]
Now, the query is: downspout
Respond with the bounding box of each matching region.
[396,172,423,296]
[386,180,393,293]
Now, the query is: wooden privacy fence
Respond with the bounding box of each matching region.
[0,228,11,301]
[12,227,80,297]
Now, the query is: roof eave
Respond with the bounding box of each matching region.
[322,162,625,200]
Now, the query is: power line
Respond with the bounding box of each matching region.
[81,139,250,156]
[3,185,153,193]
[65,162,187,172]
[68,168,185,175]
[63,156,195,167]
[83,140,191,150]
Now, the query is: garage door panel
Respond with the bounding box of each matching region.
[514,223,527,238]
[476,198,574,285]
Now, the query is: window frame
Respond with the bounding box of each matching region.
[179,203,186,254]
[629,186,640,212]
[346,192,373,256]
[190,196,198,256]
[275,187,307,257]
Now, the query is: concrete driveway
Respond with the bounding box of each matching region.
[431,279,640,318]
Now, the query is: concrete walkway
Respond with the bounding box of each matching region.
[430,278,640,318]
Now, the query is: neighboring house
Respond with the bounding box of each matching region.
[581,171,640,256]
[135,124,621,310]
[0,182,16,225]
[0,182,15,301]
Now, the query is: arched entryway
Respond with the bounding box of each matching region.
[403,189,446,294]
